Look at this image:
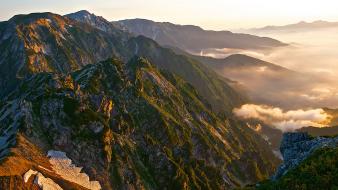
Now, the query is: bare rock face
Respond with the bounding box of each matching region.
[273,132,338,179]
[47,150,101,190]
[24,169,63,190]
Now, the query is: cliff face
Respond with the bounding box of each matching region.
[273,132,338,179]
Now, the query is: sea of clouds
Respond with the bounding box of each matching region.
[199,28,338,110]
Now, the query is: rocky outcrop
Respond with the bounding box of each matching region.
[47,150,101,190]
[273,132,338,179]
[24,169,63,190]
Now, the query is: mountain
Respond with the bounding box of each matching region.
[0,10,245,114]
[0,57,279,189]
[251,132,338,190]
[0,11,282,189]
[249,20,338,32]
[188,54,292,72]
[114,19,287,53]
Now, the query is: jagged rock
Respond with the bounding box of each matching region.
[47,150,101,190]
[34,173,63,190]
[23,169,63,190]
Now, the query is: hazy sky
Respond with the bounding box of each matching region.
[1,0,338,30]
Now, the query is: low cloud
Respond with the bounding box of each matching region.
[234,104,332,132]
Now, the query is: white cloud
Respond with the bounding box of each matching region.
[234,104,332,132]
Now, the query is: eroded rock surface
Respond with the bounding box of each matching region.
[47,150,101,190]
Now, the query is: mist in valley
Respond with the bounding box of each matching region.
[197,27,338,131]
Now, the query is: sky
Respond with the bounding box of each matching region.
[1,0,338,30]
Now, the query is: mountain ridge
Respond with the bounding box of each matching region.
[0,56,279,189]
[248,20,338,32]
[114,18,287,53]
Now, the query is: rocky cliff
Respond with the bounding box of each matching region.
[252,133,338,189]
[273,132,338,179]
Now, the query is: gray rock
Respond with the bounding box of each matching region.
[272,132,338,180]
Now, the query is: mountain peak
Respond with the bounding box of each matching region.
[65,10,123,33]
[75,10,91,15]
[65,10,96,20]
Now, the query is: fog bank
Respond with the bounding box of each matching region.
[198,28,338,109]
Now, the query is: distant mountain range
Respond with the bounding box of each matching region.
[114,18,287,53]
[249,20,338,32]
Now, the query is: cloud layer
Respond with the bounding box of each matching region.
[234,104,332,132]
